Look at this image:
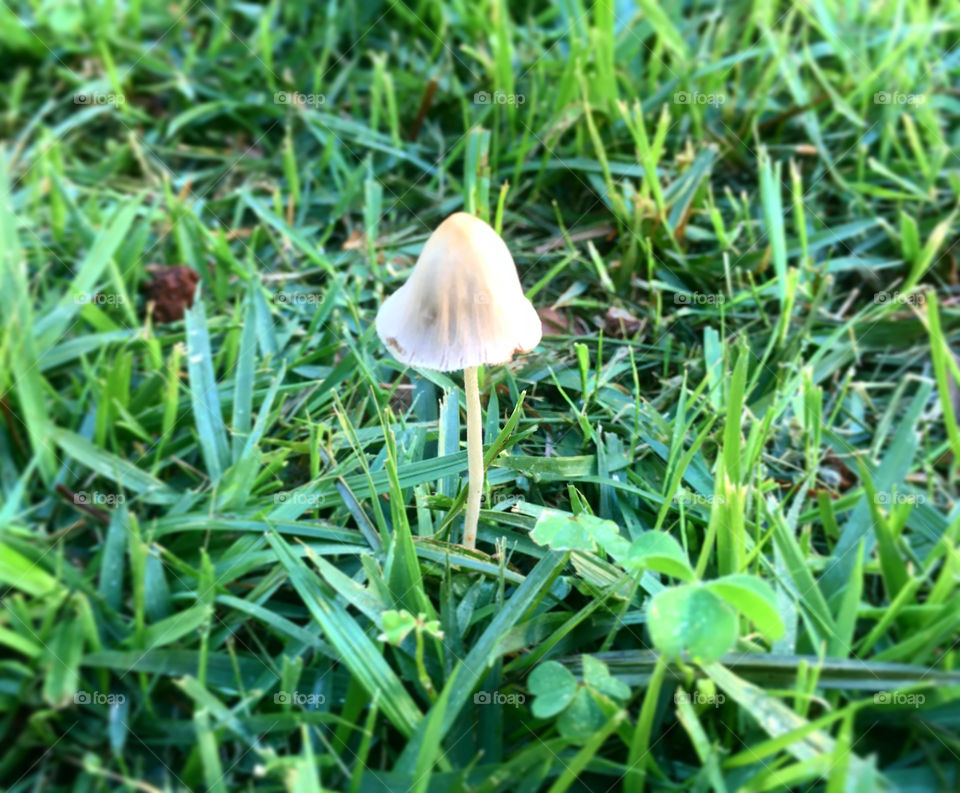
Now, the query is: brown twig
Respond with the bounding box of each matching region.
[407,79,438,141]
[55,484,110,524]
[0,395,29,458]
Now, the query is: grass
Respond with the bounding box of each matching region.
[1,0,960,790]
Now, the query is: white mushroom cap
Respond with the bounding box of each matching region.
[376,212,542,372]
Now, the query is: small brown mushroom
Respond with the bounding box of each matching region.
[376,212,541,548]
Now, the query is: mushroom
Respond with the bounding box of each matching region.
[376,212,541,549]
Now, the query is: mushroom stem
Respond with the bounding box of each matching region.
[463,365,483,549]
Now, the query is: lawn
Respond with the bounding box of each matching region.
[1,0,960,790]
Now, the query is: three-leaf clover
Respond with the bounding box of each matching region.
[378,610,444,698]
[529,512,785,664]
[531,513,695,581]
[646,576,786,664]
[528,656,630,741]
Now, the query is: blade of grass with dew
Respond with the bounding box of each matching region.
[266,529,422,736]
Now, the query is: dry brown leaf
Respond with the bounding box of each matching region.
[342,228,366,251]
[603,306,644,337]
[142,265,200,323]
